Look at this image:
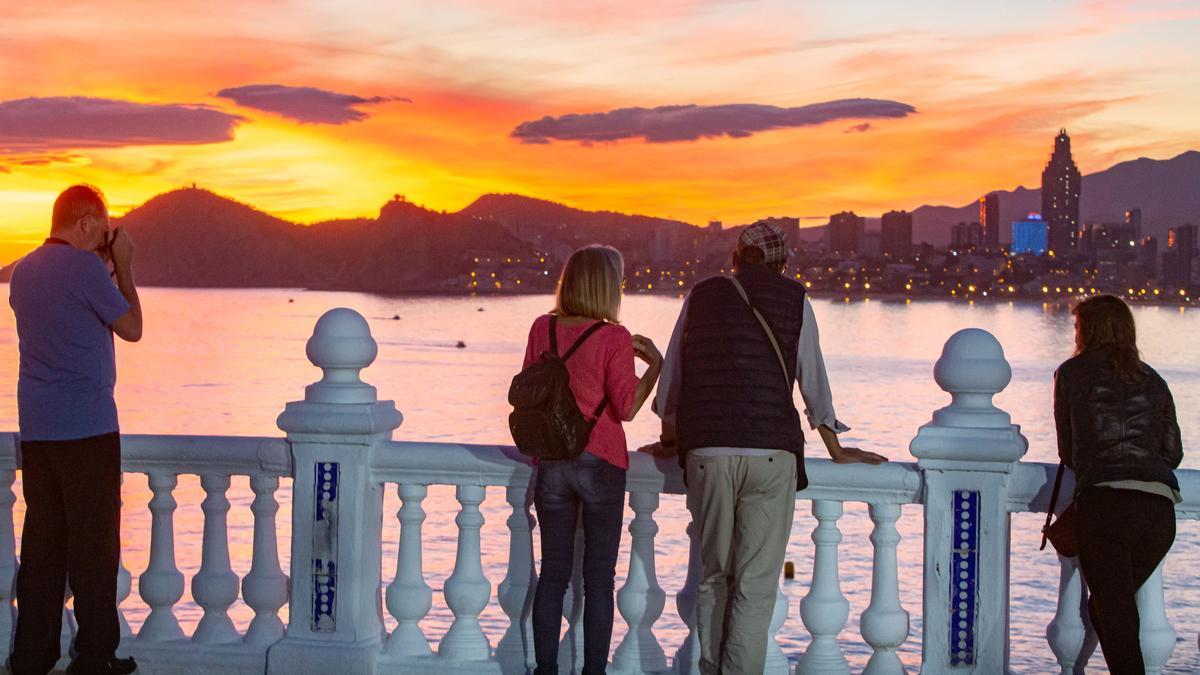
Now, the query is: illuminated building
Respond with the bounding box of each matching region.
[1011,214,1048,255]
[1041,129,1082,255]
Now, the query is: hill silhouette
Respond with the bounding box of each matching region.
[0,188,533,292]
[1,149,1196,288]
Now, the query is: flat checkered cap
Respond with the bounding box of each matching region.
[737,222,789,265]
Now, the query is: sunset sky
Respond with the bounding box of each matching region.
[2,0,1199,262]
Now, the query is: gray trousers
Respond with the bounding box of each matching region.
[685,451,797,675]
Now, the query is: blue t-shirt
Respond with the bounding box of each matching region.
[9,243,131,441]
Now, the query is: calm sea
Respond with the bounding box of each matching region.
[0,287,1197,673]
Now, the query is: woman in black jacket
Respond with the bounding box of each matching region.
[1054,294,1183,674]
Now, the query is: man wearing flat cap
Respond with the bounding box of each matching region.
[646,221,886,674]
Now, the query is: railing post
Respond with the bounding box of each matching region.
[495,482,536,672]
[861,501,910,674]
[673,519,701,675]
[243,474,288,646]
[383,483,433,658]
[268,308,403,675]
[1046,554,1096,674]
[1136,561,1176,673]
[910,328,1028,674]
[192,473,240,643]
[612,489,667,673]
[797,499,850,674]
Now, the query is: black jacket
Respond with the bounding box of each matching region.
[1054,349,1183,497]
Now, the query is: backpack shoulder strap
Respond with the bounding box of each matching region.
[728,277,791,390]
[548,314,559,356]
[558,320,611,424]
[560,320,609,362]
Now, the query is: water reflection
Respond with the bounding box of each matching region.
[0,288,1197,672]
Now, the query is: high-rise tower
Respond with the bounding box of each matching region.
[979,194,1000,249]
[1041,129,1082,255]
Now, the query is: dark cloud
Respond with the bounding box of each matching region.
[512,98,917,144]
[0,97,244,152]
[215,84,408,124]
[844,123,872,133]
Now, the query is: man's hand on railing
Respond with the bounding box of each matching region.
[636,441,676,459]
[828,445,889,465]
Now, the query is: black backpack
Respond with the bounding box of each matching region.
[508,315,609,460]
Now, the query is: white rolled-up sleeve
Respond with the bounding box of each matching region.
[796,297,849,433]
[652,296,689,426]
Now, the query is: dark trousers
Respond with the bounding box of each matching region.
[1076,486,1176,675]
[10,433,122,675]
[532,452,626,675]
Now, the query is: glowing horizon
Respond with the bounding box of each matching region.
[3,0,1199,263]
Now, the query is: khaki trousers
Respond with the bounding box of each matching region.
[686,451,797,675]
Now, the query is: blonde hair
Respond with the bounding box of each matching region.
[554,245,624,322]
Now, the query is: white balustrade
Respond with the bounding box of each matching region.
[0,312,1196,675]
[797,499,850,674]
[139,471,185,640]
[242,473,287,646]
[613,489,667,673]
[861,502,909,674]
[384,483,433,658]
[1137,561,1176,674]
[673,519,701,675]
[192,473,240,643]
[496,482,536,670]
[764,584,789,674]
[440,484,492,662]
[1046,554,1095,674]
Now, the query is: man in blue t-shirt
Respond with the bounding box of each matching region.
[7,185,142,675]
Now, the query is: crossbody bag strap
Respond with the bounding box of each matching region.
[728,277,791,391]
[1040,463,1067,551]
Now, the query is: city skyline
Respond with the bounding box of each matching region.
[3,1,1200,263]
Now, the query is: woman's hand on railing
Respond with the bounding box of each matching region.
[829,446,889,465]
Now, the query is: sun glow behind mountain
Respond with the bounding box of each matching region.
[2,0,1199,263]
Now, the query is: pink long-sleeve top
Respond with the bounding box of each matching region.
[522,314,641,470]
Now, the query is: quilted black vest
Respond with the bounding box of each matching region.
[677,264,808,488]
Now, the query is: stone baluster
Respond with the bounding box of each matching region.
[496,482,536,670]
[116,474,132,637]
[384,483,433,658]
[139,471,185,640]
[613,490,667,673]
[797,499,850,674]
[440,484,492,662]
[192,473,240,643]
[270,308,402,675]
[910,328,1028,671]
[1136,561,1176,674]
[243,474,288,645]
[764,583,789,674]
[861,502,910,674]
[1046,554,1096,674]
[673,519,701,675]
[559,523,586,674]
[0,468,16,649]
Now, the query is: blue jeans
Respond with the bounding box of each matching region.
[532,452,627,675]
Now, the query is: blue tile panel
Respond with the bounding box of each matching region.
[949,490,980,666]
[312,461,340,632]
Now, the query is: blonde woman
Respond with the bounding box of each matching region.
[521,245,661,675]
